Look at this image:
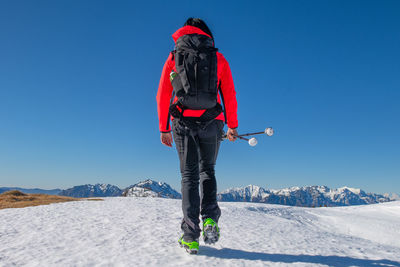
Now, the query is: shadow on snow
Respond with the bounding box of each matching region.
[200,247,400,267]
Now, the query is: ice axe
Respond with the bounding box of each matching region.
[222,127,274,147]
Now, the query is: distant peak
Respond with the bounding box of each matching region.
[336,186,362,194]
[139,179,158,184]
[123,179,180,199]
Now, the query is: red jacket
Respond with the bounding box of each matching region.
[156,25,238,132]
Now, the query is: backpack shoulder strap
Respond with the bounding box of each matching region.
[218,82,227,124]
[170,50,176,61]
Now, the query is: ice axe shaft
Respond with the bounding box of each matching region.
[238,127,274,137]
[236,135,250,141]
[236,131,265,137]
[223,134,249,141]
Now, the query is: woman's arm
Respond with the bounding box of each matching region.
[218,54,238,130]
[156,53,174,133]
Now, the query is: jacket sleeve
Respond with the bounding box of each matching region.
[156,53,174,132]
[219,55,238,129]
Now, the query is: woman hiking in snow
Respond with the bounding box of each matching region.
[156,18,238,254]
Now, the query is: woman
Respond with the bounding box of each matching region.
[156,18,238,254]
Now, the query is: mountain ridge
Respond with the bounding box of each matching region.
[58,184,122,198]
[2,181,397,207]
[218,184,392,207]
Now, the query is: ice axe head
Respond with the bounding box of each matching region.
[248,137,258,147]
[265,127,274,136]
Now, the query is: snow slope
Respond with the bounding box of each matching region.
[0,198,399,267]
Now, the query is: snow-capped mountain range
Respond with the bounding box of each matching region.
[58,184,123,198]
[56,180,181,199]
[217,185,392,207]
[4,180,397,207]
[122,179,181,199]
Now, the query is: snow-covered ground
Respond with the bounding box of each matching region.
[0,198,399,267]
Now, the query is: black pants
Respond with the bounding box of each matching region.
[172,119,223,241]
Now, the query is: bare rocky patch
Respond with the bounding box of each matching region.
[0,190,84,209]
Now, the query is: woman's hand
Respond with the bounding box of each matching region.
[160,132,173,147]
[226,128,238,142]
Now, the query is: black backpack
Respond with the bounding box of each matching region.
[170,33,219,110]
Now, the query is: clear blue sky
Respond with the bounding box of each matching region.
[0,0,399,194]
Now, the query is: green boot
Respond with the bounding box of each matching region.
[202,218,220,244]
[178,235,199,254]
